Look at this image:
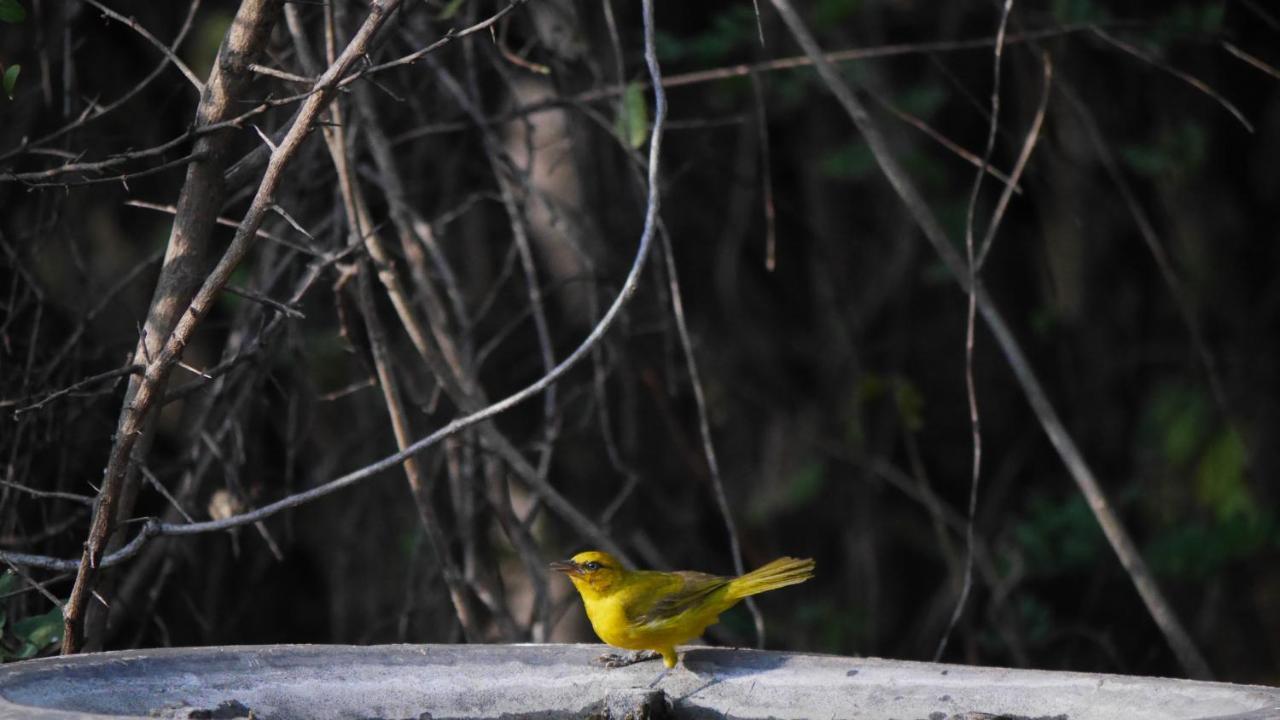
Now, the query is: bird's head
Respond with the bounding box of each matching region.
[550,550,624,598]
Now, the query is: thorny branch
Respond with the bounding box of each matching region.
[3,0,672,605]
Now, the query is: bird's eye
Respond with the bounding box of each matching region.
[583,561,601,571]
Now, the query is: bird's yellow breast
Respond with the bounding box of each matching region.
[581,593,644,649]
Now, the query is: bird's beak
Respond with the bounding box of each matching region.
[549,560,581,576]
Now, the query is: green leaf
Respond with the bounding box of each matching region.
[616,82,649,150]
[819,140,875,180]
[0,0,25,23]
[3,64,19,100]
[1013,495,1104,574]
[897,84,947,120]
[787,461,826,506]
[14,642,39,659]
[12,606,63,650]
[437,0,465,20]
[1145,383,1210,468]
[0,571,18,596]
[814,0,862,29]
[188,11,232,82]
[1122,123,1207,180]
[1052,0,1103,24]
[1147,513,1274,580]
[892,378,925,433]
[1195,429,1250,522]
[1199,4,1225,33]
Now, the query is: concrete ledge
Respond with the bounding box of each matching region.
[0,643,1277,719]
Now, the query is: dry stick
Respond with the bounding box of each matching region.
[109,248,322,638]
[424,32,550,627]
[61,0,404,655]
[429,59,561,479]
[332,98,560,619]
[3,134,195,183]
[391,21,1112,146]
[868,92,1023,195]
[1089,26,1253,133]
[496,163,561,482]
[127,200,320,257]
[323,68,491,643]
[9,365,142,415]
[589,0,647,547]
[441,30,567,635]
[354,258,482,641]
[82,0,204,92]
[70,0,283,653]
[425,73,557,635]
[347,99,471,380]
[936,0,1013,664]
[1,0,669,576]
[766,0,1214,680]
[352,78,545,640]
[361,57,629,566]
[464,49,561,459]
[659,227,765,648]
[1221,41,1280,81]
[0,479,95,506]
[295,7,484,638]
[748,70,778,271]
[2,559,65,611]
[1239,0,1280,30]
[977,54,1052,269]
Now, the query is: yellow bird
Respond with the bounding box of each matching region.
[550,550,815,668]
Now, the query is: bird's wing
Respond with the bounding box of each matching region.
[626,571,731,627]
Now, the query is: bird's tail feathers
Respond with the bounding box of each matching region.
[727,557,815,599]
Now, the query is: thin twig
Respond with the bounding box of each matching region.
[82,0,204,92]
[1220,40,1280,81]
[1090,26,1253,132]
[222,284,306,319]
[977,53,1052,268]
[660,225,765,648]
[0,479,95,506]
[9,365,143,416]
[748,71,778,271]
[936,0,1013,664]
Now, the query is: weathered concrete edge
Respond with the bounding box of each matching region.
[0,643,1277,720]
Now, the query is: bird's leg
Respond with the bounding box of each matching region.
[647,666,673,688]
[596,650,662,668]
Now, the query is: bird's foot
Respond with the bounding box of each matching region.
[596,650,662,668]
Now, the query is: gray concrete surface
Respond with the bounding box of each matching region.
[0,643,1277,719]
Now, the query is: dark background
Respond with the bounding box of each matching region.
[1,0,1277,684]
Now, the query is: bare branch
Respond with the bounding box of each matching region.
[1090,26,1253,133]
[82,0,204,93]
[62,0,401,654]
